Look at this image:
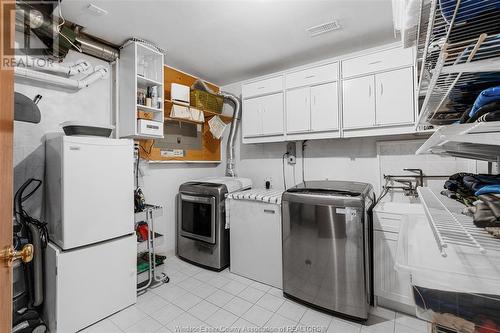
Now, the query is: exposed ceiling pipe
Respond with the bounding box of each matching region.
[16,1,120,62]
[15,65,109,90]
[75,33,120,62]
[15,55,92,76]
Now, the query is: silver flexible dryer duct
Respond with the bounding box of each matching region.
[220,92,241,177]
[192,80,242,177]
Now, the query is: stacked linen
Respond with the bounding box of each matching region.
[460,86,500,123]
[442,173,500,236]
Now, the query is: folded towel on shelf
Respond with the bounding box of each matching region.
[478,194,500,219]
[442,189,477,207]
[477,110,500,122]
[459,107,472,123]
[460,174,500,193]
[471,202,499,227]
[469,86,500,119]
[485,227,500,239]
[466,100,500,123]
[445,173,474,191]
[476,184,500,196]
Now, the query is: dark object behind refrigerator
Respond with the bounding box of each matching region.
[62,125,113,137]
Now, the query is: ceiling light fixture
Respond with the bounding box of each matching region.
[306,20,341,37]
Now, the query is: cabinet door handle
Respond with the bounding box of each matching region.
[369,60,382,65]
[380,82,384,95]
[368,85,372,97]
[257,86,265,89]
[305,75,315,79]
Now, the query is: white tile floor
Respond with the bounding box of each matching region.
[81,256,430,333]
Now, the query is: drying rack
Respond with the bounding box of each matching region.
[417,187,500,257]
[416,120,500,163]
[412,0,500,126]
[135,204,169,293]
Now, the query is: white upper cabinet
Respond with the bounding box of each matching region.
[286,63,339,89]
[286,87,311,134]
[285,62,340,138]
[342,47,413,78]
[242,76,283,98]
[261,93,284,136]
[242,97,263,138]
[375,67,415,126]
[242,92,284,141]
[342,76,376,129]
[311,82,339,132]
[241,45,416,144]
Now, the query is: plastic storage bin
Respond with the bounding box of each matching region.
[395,215,500,331]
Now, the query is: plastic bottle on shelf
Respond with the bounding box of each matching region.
[151,86,158,110]
[146,87,152,107]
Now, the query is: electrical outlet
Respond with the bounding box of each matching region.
[265,177,273,189]
[286,142,296,165]
[286,142,296,157]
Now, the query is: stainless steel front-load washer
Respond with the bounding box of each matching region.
[177,177,251,271]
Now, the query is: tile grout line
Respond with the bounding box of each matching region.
[142,260,414,333]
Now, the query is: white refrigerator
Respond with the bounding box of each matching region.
[44,135,136,333]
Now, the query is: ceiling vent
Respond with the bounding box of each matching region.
[306,20,341,37]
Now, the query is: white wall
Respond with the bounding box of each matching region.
[140,164,219,255]
[14,50,111,218]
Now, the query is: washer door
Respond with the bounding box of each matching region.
[179,194,216,244]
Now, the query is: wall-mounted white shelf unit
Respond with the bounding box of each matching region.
[416,121,500,162]
[417,187,500,257]
[119,41,165,139]
[414,0,500,127]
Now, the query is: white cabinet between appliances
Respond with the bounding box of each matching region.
[242,92,284,140]
[343,68,414,130]
[286,83,339,134]
[227,190,283,289]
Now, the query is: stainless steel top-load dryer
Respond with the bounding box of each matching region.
[282,180,375,321]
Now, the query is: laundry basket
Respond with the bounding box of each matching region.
[190,89,224,114]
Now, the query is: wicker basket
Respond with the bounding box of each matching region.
[190,90,224,114]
